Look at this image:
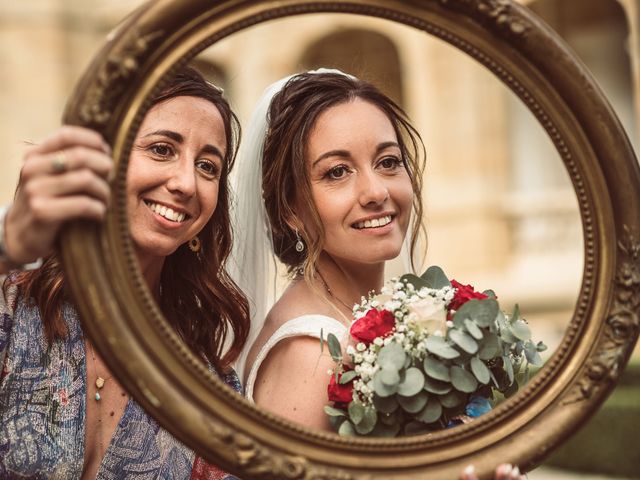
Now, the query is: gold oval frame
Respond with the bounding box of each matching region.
[59,0,640,478]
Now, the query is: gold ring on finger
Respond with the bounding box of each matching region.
[51,151,68,174]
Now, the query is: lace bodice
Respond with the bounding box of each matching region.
[245,315,347,401]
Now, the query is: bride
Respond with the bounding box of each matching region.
[232,70,523,480]
[234,69,423,430]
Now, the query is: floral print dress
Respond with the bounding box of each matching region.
[0,280,240,479]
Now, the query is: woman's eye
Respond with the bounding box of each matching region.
[149,144,174,157]
[327,165,349,180]
[379,156,401,169]
[196,159,220,177]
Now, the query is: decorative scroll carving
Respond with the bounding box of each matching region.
[202,417,360,480]
[563,226,640,405]
[79,30,163,127]
[438,0,530,35]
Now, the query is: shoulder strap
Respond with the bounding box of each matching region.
[245,315,346,401]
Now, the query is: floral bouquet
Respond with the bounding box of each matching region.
[323,266,546,437]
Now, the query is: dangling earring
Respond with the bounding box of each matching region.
[294,229,305,253]
[188,236,201,253]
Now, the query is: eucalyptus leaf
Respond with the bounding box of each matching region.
[404,421,433,436]
[327,333,342,363]
[324,405,346,417]
[379,368,400,387]
[450,366,478,393]
[478,333,500,360]
[399,273,429,290]
[420,265,451,289]
[425,335,460,359]
[339,370,358,384]
[464,318,484,340]
[470,356,491,384]
[503,355,514,384]
[371,421,401,437]
[338,420,356,436]
[397,390,429,413]
[423,356,451,381]
[448,329,479,354]
[373,369,400,397]
[524,342,543,366]
[373,394,399,414]
[536,341,548,352]
[329,415,345,431]
[453,299,499,328]
[397,368,425,396]
[348,402,365,425]
[482,289,497,298]
[500,328,518,344]
[377,342,406,370]
[354,406,377,435]
[423,377,452,395]
[438,390,465,408]
[511,320,532,341]
[512,304,521,322]
[415,397,443,424]
[378,408,402,426]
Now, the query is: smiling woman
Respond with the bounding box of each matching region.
[0,66,248,479]
[242,71,425,429]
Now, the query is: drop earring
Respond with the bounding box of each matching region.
[294,229,305,253]
[188,236,201,253]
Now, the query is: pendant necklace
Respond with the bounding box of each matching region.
[316,269,355,313]
[88,342,113,401]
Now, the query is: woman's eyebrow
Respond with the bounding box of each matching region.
[201,144,224,160]
[142,130,183,143]
[376,141,401,153]
[312,149,350,167]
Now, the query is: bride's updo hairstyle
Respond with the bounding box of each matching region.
[262,71,426,281]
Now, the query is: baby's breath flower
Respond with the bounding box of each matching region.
[373,337,384,347]
[356,342,366,352]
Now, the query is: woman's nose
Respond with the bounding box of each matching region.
[166,157,196,197]
[358,170,389,206]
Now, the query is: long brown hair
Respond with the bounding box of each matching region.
[13,67,249,371]
[262,71,426,281]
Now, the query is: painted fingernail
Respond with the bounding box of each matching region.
[463,465,475,475]
[510,466,521,479]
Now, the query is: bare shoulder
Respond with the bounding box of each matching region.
[253,334,335,430]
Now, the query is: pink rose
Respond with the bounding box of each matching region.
[350,308,395,344]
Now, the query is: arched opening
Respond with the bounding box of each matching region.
[299,29,404,107]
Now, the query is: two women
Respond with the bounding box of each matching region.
[0,67,247,479]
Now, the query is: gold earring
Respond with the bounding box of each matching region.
[188,236,201,253]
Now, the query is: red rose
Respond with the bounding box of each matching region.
[449,280,489,312]
[349,308,395,344]
[327,370,354,405]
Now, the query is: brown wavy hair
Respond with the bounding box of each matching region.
[13,67,249,371]
[262,71,426,281]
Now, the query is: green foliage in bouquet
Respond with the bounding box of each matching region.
[323,266,547,437]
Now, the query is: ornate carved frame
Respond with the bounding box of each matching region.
[59,0,640,478]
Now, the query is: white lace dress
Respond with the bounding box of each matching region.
[244,314,348,401]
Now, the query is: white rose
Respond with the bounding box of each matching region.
[407,297,448,335]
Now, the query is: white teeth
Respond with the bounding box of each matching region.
[354,215,392,229]
[145,201,187,223]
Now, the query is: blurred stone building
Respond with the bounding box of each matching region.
[1,0,637,353]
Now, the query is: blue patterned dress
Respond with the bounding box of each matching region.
[0,280,241,479]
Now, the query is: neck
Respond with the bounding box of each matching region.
[315,252,385,309]
[135,250,165,302]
